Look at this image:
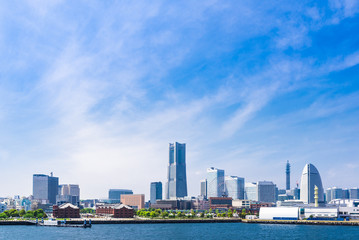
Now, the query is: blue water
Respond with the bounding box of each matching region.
[0,223,359,240]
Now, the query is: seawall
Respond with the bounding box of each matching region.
[243,219,359,226]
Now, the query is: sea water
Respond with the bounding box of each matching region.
[1,223,359,239]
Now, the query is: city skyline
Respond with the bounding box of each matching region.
[0,1,359,199]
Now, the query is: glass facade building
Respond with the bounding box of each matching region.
[225,176,245,199]
[258,181,276,203]
[200,179,207,199]
[56,184,80,206]
[150,182,162,204]
[245,182,258,201]
[109,189,133,201]
[165,142,187,199]
[350,188,359,199]
[33,173,59,204]
[300,163,324,204]
[207,167,225,198]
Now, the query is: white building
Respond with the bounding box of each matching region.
[225,176,244,200]
[232,199,251,208]
[245,182,258,201]
[206,167,225,198]
[300,163,324,204]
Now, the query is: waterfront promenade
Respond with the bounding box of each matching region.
[2,218,359,226]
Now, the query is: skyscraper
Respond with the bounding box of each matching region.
[206,167,225,198]
[245,182,258,201]
[300,163,324,204]
[225,176,245,199]
[286,160,290,190]
[165,142,187,199]
[150,182,162,204]
[200,179,207,199]
[33,173,59,204]
[56,184,80,206]
[258,181,276,203]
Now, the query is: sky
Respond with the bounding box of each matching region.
[0,0,359,200]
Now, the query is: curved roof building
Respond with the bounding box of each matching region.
[300,163,324,204]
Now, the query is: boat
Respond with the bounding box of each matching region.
[37,218,92,228]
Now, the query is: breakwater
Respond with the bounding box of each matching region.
[243,219,359,226]
[2,218,359,226]
[65,218,243,224]
[0,221,35,225]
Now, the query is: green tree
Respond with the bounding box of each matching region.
[176,211,183,218]
[200,212,204,218]
[228,209,233,218]
[150,211,157,218]
[241,209,247,219]
[0,213,8,219]
[7,209,20,217]
[19,209,26,217]
[161,210,169,218]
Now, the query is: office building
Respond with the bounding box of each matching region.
[245,182,258,201]
[300,163,324,204]
[165,142,187,199]
[150,182,162,204]
[109,189,133,203]
[200,179,207,199]
[207,167,225,198]
[350,188,359,199]
[343,189,350,199]
[286,160,290,190]
[56,184,80,206]
[258,181,276,203]
[225,176,245,199]
[33,173,59,204]
[121,194,145,209]
[209,197,232,209]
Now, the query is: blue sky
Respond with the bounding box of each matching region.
[0,0,359,199]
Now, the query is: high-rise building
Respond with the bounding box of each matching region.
[200,179,207,199]
[225,176,245,199]
[109,189,133,202]
[150,182,162,204]
[258,181,276,203]
[245,182,258,201]
[56,184,80,206]
[350,188,359,199]
[33,173,59,204]
[300,163,324,204]
[343,189,350,199]
[207,167,225,198]
[165,142,187,199]
[286,160,290,190]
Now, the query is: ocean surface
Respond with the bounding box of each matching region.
[1,223,359,240]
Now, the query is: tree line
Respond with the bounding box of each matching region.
[136,208,250,219]
[0,209,47,219]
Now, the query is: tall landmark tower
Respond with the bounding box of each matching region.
[300,163,324,204]
[286,160,290,190]
[165,142,187,199]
